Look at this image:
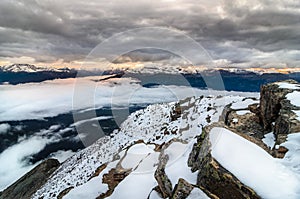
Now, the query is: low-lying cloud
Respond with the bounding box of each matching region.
[0,75,258,122]
[0,123,10,134]
[0,124,78,191]
[0,135,53,190]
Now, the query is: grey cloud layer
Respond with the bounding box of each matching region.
[0,0,299,67]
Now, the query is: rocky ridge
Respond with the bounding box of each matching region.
[222,80,300,156]
[1,80,300,199]
[0,159,60,199]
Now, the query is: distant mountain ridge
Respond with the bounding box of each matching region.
[1,64,300,93]
[0,64,72,73]
[2,63,300,75]
[0,64,77,85]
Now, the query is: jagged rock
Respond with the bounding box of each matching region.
[219,104,231,125]
[259,82,290,130]
[87,163,107,181]
[0,158,60,199]
[249,103,260,115]
[259,80,300,144]
[57,187,74,199]
[97,168,130,198]
[171,103,182,121]
[227,111,264,139]
[220,101,264,139]
[274,146,289,158]
[188,128,211,172]
[171,178,194,199]
[219,80,300,158]
[148,186,164,199]
[188,128,261,199]
[171,97,199,122]
[154,153,173,198]
[274,106,300,144]
[154,139,190,198]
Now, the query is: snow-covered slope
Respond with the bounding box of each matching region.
[32,95,246,199]
[30,87,300,199]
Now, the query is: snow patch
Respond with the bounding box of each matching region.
[232,118,238,123]
[292,110,300,121]
[210,127,300,199]
[109,168,157,198]
[262,132,275,149]
[277,82,300,90]
[121,143,156,170]
[231,99,258,109]
[164,141,198,188]
[236,110,251,115]
[64,161,118,199]
[287,91,300,107]
[280,132,300,176]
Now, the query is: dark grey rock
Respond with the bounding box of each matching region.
[259,80,300,144]
[171,178,194,199]
[154,153,173,198]
[0,158,60,199]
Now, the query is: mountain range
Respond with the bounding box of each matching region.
[1,64,300,93]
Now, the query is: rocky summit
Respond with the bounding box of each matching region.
[2,80,300,199]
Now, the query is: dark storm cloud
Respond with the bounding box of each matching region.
[0,0,299,67]
[112,49,180,63]
[0,0,70,36]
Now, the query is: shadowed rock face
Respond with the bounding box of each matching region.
[260,83,288,131]
[0,158,60,199]
[259,80,300,144]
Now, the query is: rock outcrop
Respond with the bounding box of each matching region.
[222,80,300,148]
[259,80,300,144]
[259,82,289,131]
[220,98,264,139]
[171,178,194,199]
[155,153,173,198]
[188,127,261,199]
[0,158,60,199]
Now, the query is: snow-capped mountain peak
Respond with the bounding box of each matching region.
[0,64,70,73]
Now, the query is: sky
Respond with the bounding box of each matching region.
[0,0,300,69]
